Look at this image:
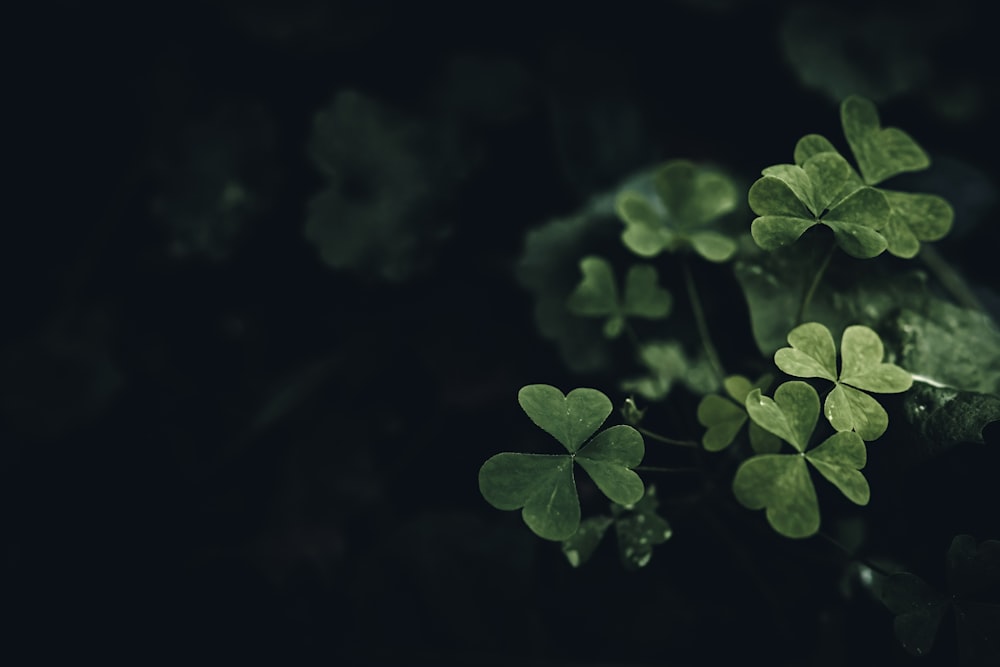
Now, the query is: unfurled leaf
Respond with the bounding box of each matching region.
[733,454,818,538]
[841,95,930,185]
[575,425,645,505]
[479,453,579,540]
[745,381,820,452]
[517,385,612,453]
[773,322,838,381]
[879,191,954,258]
[805,431,870,505]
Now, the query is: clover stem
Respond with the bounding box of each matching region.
[636,427,699,449]
[797,241,836,325]
[635,465,699,473]
[682,259,725,382]
[918,244,986,313]
[817,530,894,577]
[623,321,643,351]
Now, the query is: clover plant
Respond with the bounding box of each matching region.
[481,95,999,664]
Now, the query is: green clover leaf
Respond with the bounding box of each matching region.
[839,96,955,257]
[877,190,954,259]
[479,385,645,540]
[736,381,870,538]
[749,150,889,259]
[697,375,781,453]
[841,95,930,186]
[566,256,672,338]
[754,97,954,259]
[774,322,912,440]
[616,160,739,262]
[745,381,820,452]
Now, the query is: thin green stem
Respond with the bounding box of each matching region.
[623,321,642,351]
[796,241,836,325]
[637,427,699,449]
[635,465,699,474]
[682,259,725,382]
[918,244,986,313]
[817,531,894,578]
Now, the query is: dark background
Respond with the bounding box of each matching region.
[5,0,998,664]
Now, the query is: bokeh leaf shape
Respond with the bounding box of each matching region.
[774,323,912,440]
[841,95,930,186]
[561,516,614,568]
[882,535,1000,663]
[479,385,645,540]
[749,151,889,259]
[615,160,739,262]
[611,484,673,570]
[566,256,672,338]
[621,340,719,401]
[737,382,870,538]
[697,375,781,453]
[559,484,671,569]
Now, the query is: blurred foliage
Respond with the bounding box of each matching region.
[7,0,1000,665]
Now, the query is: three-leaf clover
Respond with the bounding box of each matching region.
[750,96,954,259]
[697,374,781,453]
[774,322,912,440]
[566,256,672,338]
[615,160,739,262]
[749,147,890,258]
[479,385,645,541]
[734,381,870,538]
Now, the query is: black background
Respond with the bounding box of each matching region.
[5,1,999,664]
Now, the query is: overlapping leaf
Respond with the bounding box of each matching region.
[881,535,1000,663]
[566,256,672,338]
[615,160,739,262]
[560,484,672,570]
[750,96,952,260]
[697,374,781,453]
[734,381,870,538]
[774,322,912,440]
[749,147,889,258]
[479,385,645,540]
[840,96,954,257]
